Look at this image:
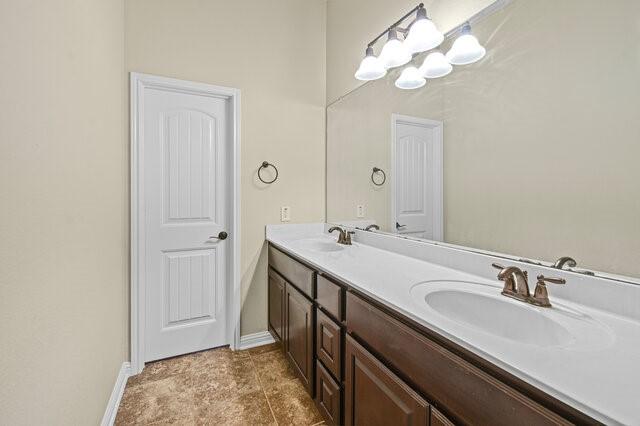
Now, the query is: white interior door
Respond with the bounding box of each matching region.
[143,85,229,362]
[392,115,443,241]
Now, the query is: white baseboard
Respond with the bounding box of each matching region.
[238,331,275,350]
[101,362,131,426]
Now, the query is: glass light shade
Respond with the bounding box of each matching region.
[379,29,412,69]
[354,47,386,81]
[403,9,444,54]
[395,66,426,90]
[446,24,486,65]
[419,51,452,79]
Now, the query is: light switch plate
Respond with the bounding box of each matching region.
[357,205,365,218]
[281,206,291,222]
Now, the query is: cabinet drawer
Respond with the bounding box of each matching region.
[346,292,569,426]
[316,360,342,426]
[345,335,429,426]
[269,245,315,298]
[316,308,342,380]
[316,274,343,321]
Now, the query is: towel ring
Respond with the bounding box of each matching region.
[258,161,278,184]
[371,167,386,186]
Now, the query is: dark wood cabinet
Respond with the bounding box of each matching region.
[267,268,285,343]
[267,243,595,425]
[316,308,342,380]
[344,334,429,426]
[346,291,570,426]
[285,282,315,395]
[316,360,342,426]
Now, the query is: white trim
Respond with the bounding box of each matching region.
[390,113,444,241]
[238,331,276,350]
[101,362,131,426]
[130,72,242,375]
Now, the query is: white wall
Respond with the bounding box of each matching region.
[0,0,128,424]
[125,0,327,335]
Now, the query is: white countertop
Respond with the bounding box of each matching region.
[266,224,640,425]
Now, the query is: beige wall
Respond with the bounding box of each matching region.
[326,0,495,104]
[0,0,128,424]
[327,0,640,278]
[125,0,327,335]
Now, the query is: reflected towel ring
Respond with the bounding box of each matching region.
[371,167,386,186]
[258,161,279,184]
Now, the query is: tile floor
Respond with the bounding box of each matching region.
[115,343,324,425]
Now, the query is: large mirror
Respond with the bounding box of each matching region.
[327,0,640,280]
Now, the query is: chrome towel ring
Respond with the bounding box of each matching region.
[258,161,279,184]
[371,167,386,186]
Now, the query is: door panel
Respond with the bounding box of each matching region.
[268,268,285,342]
[285,283,314,394]
[145,86,229,361]
[344,335,429,426]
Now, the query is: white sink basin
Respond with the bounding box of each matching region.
[426,289,572,347]
[291,238,345,253]
[410,280,613,350]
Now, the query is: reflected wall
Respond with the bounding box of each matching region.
[327,0,640,278]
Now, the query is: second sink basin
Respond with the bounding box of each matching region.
[410,280,613,350]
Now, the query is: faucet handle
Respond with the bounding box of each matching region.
[532,274,566,307]
[537,275,566,285]
[491,263,506,270]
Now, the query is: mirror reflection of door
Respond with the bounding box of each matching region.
[391,114,443,241]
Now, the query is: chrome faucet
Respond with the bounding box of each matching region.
[492,264,566,307]
[328,226,353,245]
[552,256,577,270]
[364,224,380,232]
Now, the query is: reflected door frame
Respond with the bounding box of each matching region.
[130,73,241,375]
[390,114,443,241]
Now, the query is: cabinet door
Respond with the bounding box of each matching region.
[268,269,285,343]
[344,335,428,426]
[285,283,314,395]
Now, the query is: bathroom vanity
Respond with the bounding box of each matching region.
[266,224,640,426]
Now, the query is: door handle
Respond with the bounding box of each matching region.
[209,231,228,240]
[396,222,406,229]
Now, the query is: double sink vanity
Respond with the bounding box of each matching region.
[265,223,640,426]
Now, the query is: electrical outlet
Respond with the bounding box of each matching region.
[357,205,365,218]
[281,206,291,222]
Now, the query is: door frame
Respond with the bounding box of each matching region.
[390,113,444,241]
[130,72,241,374]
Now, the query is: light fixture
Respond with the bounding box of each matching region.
[395,66,426,89]
[354,46,387,81]
[419,50,452,79]
[378,29,412,69]
[403,7,444,54]
[446,22,486,65]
